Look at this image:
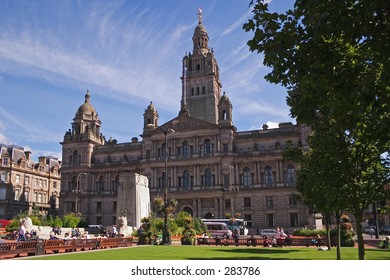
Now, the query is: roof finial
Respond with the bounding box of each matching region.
[197,7,203,24]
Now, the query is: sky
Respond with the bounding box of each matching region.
[0,0,295,161]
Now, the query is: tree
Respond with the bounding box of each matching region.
[244,0,390,259]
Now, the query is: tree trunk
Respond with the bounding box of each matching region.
[336,212,341,260]
[354,213,365,260]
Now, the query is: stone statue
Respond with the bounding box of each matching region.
[117,216,132,237]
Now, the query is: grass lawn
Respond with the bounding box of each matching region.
[29,246,390,260]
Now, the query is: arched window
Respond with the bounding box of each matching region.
[204,139,211,154]
[183,141,190,157]
[204,168,213,187]
[183,170,191,189]
[112,175,119,192]
[98,176,105,191]
[242,167,252,187]
[287,164,296,183]
[265,166,273,186]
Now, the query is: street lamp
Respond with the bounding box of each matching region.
[157,124,176,245]
[74,172,87,213]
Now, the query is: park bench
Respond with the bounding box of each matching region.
[197,237,328,247]
[0,241,38,259]
[44,239,75,253]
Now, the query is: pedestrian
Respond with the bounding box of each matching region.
[17,221,26,242]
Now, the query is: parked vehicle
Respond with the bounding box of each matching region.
[203,222,233,238]
[380,226,390,235]
[260,229,277,239]
[362,226,376,234]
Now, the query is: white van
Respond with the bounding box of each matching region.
[204,222,233,238]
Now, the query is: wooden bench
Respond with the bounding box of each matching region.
[0,241,38,259]
[44,239,75,253]
[197,237,328,247]
[72,238,98,251]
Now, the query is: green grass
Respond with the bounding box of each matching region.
[29,246,390,260]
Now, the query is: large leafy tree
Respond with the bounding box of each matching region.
[244,0,390,259]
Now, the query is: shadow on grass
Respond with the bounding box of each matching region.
[187,247,306,260]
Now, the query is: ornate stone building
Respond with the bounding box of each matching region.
[0,144,61,219]
[59,11,312,233]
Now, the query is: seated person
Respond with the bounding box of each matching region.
[263,236,270,247]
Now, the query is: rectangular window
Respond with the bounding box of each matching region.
[39,179,43,187]
[97,202,102,212]
[266,196,274,207]
[0,187,6,200]
[96,216,102,225]
[15,189,20,201]
[289,195,297,206]
[266,214,274,227]
[113,201,117,212]
[225,199,231,209]
[223,143,228,155]
[25,176,30,185]
[1,172,7,183]
[2,158,8,166]
[290,213,298,227]
[15,174,20,184]
[224,175,229,187]
[53,181,57,189]
[244,197,251,207]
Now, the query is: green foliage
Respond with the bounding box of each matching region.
[293,228,326,237]
[5,219,20,232]
[244,0,390,260]
[62,214,81,228]
[53,216,63,228]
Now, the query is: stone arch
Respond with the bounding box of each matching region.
[180,206,194,216]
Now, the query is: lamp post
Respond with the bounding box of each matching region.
[157,125,175,245]
[74,172,87,214]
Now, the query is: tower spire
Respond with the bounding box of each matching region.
[197,7,202,24]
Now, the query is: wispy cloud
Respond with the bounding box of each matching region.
[219,10,253,37]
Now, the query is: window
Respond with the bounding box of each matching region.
[223,143,228,155]
[1,171,7,183]
[39,179,43,188]
[242,167,252,187]
[112,175,119,192]
[182,141,190,156]
[204,139,211,154]
[290,213,298,227]
[289,195,297,206]
[204,168,213,187]
[53,181,57,189]
[96,217,102,225]
[15,174,20,184]
[244,197,251,207]
[225,199,231,209]
[24,176,30,185]
[286,164,296,183]
[183,170,191,189]
[96,176,105,191]
[97,202,102,212]
[15,189,20,201]
[202,86,205,94]
[265,166,273,186]
[266,196,274,207]
[266,214,274,227]
[2,158,8,165]
[224,175,229,187]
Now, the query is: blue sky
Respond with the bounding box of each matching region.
[0,0,295,161]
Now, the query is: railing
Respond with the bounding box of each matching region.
[0,237,133,259]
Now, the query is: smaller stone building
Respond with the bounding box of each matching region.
[0,144,61,219]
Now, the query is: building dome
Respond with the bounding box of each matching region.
[75,91,99,121]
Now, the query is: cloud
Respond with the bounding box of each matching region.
[219,10,253,37]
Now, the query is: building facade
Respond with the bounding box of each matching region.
[59,11,313,233]
[0,144,61,219]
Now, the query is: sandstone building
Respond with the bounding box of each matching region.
[59,11,312,232]
[0,144,61,219]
